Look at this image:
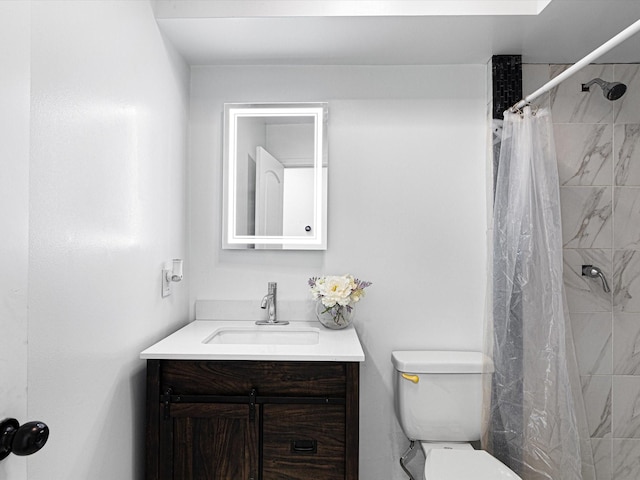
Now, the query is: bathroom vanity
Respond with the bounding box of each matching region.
[141,320,364,480]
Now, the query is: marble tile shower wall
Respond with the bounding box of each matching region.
[525,63,640,480]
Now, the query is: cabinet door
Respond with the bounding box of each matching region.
[262,404,346,480]
[161,403,259,480]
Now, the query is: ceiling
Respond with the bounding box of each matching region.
[153,0,640,66]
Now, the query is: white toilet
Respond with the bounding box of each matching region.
[391,350,521,480]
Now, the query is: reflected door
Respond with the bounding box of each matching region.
[255,146,284,243]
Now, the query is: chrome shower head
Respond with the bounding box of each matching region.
[582,78,627,100]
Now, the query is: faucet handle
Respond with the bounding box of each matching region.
[268,282,277,294]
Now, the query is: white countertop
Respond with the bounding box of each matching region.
[140,320,365,362]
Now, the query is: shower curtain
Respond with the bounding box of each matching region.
[485,106,594,480]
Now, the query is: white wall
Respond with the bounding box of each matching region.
[0,2,30,479]
[189,65,488,479]
[26,2,190,479]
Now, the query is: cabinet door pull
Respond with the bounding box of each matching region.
[248,389,256,422]
[291,439,317,454]
[162,387,173,420]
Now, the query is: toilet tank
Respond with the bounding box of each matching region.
[391,350,493,442]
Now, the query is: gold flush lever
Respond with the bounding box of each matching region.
[401,373,419,384]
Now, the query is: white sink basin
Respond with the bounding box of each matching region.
[204,325,320,345]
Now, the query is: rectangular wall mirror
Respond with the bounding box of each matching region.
[222,102,328,250]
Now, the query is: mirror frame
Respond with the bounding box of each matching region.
[222,102,328,249]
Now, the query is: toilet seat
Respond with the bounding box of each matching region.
[425,449,522,480]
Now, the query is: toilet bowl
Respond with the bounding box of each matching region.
[391,350,521,480]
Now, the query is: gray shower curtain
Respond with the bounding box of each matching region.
[485,106,594,480]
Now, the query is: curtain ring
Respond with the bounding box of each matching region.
[511,103,538,117]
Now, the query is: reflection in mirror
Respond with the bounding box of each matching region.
[223,103,328,250]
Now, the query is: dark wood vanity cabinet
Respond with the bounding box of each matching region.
[145,360,359,480]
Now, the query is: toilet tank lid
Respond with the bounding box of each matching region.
[391,350,494,374]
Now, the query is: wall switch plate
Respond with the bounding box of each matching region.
[162,269,171,297]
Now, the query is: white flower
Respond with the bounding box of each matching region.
[317,275,354,307]
[309,274,371,309]
[350,288,366,303]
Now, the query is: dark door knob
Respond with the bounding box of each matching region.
[13,421,49,456]
[0,418,49,460]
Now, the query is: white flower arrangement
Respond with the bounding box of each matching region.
[308,275,372,328]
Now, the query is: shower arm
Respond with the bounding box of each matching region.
[510,18,640,112]
[581,265,611,293]
[581,78,604,90]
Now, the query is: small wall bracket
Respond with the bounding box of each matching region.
[161,259,183,298]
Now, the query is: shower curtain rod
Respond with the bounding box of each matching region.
[510,18,640,112]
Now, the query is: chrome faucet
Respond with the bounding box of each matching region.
[256,282,289,325]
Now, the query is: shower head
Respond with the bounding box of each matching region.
[582,78,627,101]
